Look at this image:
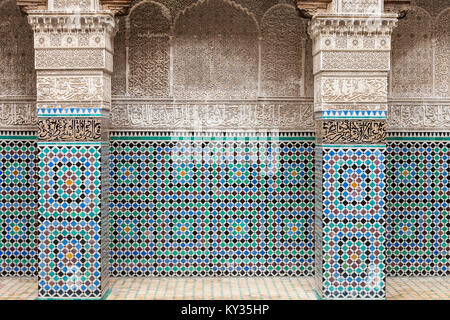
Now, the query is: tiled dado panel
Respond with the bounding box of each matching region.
[0,134,38,277]
[37,143,110,298]
[386,137,449,276]
[109,133,315,277]
[316,147,386,299]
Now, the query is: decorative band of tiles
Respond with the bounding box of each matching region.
[0,131,37,140]
[37,107,106,117]
[387,131,450,141]
[318,110,386,120]
[110,131,315,140]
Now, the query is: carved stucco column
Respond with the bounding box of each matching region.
[307,0,398,299]
[24,0,125,299]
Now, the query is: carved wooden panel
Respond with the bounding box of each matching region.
[128,1,171,97]
[173,0,259,99]
[0,0,36,96]
[391,6,433,98]
[435,9,450,97]
[261,4,307,97]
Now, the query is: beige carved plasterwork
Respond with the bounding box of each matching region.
[261,4,307,97]
[34,32,107,49]
[318,34,390,51]
[412,0,450,17]
[320,51,391,71]
[173,0,259,99]
[0,103,37,128]
[0,0,36,96]
[52,0,92,10]
[322,78,388,103]
[391,6,433,98]
[112,16,126,95]
[35,49,110,70]
[128,1,171,97]
[37,76,108,102]
[110,103,315,130]
[387,104,450,131]
[435,9,450,97]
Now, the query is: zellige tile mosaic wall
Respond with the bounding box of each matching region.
[386,138,449,276]
[109,133,315,277]
[37,143,109,298]
[0,133,449,282]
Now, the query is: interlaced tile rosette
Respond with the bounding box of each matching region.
[38,144,106,298]
[109,138,315,277]
[386,141,449,276]
[0,139,38,276]
[318,147,386,299]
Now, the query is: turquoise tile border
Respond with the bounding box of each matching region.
[110,136,315,141]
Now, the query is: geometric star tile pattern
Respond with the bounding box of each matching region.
[109,137,315,277]
[316,147,386,299]
[0,138,38,276]
[37,143,109,298]
[386,141,449,276]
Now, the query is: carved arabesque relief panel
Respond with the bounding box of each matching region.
[391,6,433,98]
[261,4,307,97]
[173,0,259,99]
[128,1,171,97]
[0,0,36,97]
[435,9,450,97]
[115,0,313,102]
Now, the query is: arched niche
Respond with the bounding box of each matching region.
[435,8,450,97]
[261,4,308,97]
[390,6,433,98]
[0,0,36,97]
[173,0,259,99]
[127,1,171,97]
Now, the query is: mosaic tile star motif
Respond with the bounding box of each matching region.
[109,136,315,277]
[386,141,449,276]
[37,143,109,298]
[315,147,386,299]
[0,139,38,276]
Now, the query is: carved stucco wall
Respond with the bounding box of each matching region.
[0,0,35,97]
[0,0,36,129]
[0,0,449,131]
[388,0,450,131]
[111,0,314,130]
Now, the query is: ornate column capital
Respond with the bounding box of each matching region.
[27,12,116,34]
[308,14,398,40]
